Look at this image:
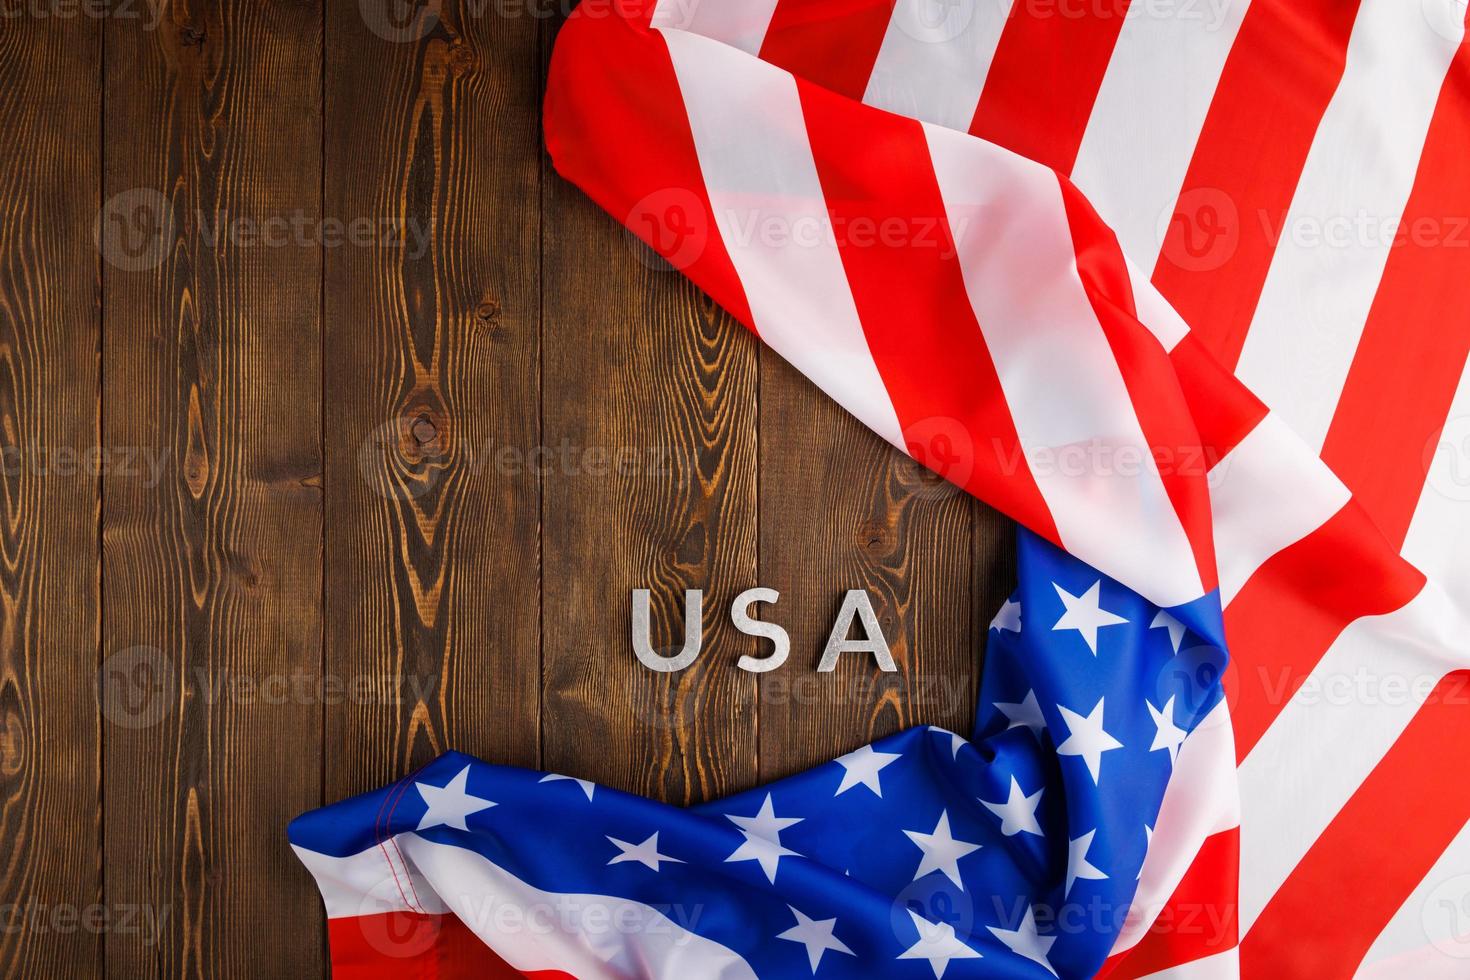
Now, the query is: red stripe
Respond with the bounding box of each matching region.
[758,0,899,99]
[1169,334,1270,466]
[544,10,755,329]
[1058,178,1218,592]
[1100,828,1240,979]
[1319,37,1470,548]
[326,911,572,980]
[1223,505,1425,761]
[968,0,1131,173]
[1241,672,1470,978]
[1151,0,1361,369]
[794,77,1061,542]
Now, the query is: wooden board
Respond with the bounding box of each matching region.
[101,3,324,976]
[0,10,102,979]
[321,0,543,801]
[0,3,1017,974]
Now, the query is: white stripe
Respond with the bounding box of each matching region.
[924,120,1205,608]
[863,0,1015,130]
[1402,355,1470,609]
[650,0,781,55]
[1208,413,1351,605]
[400,834,760,979]
[660,29,909,450]
[1141,947,1240,979]
[1112,702,1239,956]
[1357,819,1470,977]
[1237,580,1467,934]
[292,843,448,918]
[1234,0,1464,451]
[1070,0,1252,268]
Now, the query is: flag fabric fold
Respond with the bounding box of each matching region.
[293,1,1470,976]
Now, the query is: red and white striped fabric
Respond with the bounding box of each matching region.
[544,0,1470,976]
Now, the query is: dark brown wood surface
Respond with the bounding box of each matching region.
[0,2,1015,976]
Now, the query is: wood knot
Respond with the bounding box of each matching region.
[448,43,476,75]
[410,414,439,447]
[180,25,206,46]
[475,296,503,326]
[856,520,893,554]
[400,408,449,465]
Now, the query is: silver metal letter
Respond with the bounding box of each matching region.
[817,590,896,672]
[631,589,703,672]
[732,588,790,673]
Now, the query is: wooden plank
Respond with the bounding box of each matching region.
[756,354,990,780]
[540,145,760,804]
[322,0,542,803]
[0,11,102,979]
[100,3,324,975]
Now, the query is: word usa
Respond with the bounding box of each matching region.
[631,589,896,673]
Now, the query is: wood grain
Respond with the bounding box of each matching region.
[3,7,1021,976]
[101,2,324,976]
[322,0,543,805]
[756,353,987,781]
[540,160,760,805]
[0,10,102,979]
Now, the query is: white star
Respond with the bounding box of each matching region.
[987,904,1057,976]
[539,772,596,801]
[994,690,1046,738]
[904,811,983,888]
[897,910,982,978]
[1148,696,1188,766]
[1067,829,1108,897]
[726,794,803,884]
[1056,698,1124,784]
[1149,609,1187,653]
[1051,581,1128,655]
[607,831,683,872]
[776,905,855,973]
[834,744,903,798]
[415,765,495,832]
[980,777,1044,837]
[726,832,799,884]
[990,598,1022,632]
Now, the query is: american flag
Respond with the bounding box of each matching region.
[291,0,1470,975]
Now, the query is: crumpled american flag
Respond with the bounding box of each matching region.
[290,0,1470,976]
